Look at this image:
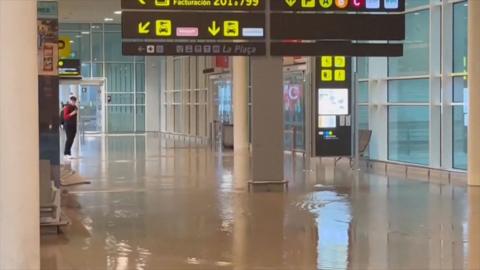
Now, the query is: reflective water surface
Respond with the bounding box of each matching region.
[41,134,480,270]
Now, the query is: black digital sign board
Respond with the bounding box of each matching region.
[270,13,405,41]
[121,0,265,11]
[122,11,265,40]
[123,41,266,56]
[315,56,352,157]
[271,42,403,57]
[58,59,81,79]
[271,0,404,12]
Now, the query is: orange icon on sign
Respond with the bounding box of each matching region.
[335,0,348,8]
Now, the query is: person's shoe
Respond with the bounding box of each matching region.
[64,155,71,160]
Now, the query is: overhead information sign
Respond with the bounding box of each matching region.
[271,0,404,12]
[122,12,265,40]
[123,42,265,56]
[122,0,265,10]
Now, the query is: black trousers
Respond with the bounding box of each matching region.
[64,124,77,156]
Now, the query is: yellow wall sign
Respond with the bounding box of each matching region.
[223,21,239,37]
[58,36,72,59]
[320,55,347,82]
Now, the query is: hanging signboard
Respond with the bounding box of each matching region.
[121,0,265,10]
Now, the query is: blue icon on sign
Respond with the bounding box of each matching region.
[384,0,398,9]
[365,0,380,9]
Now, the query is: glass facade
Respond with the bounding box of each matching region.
[388,106,430,165]
[452,2,468,170]
[59,23,145,133]
[358,0,469,170]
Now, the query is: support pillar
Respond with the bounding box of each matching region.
[145,56,161,132]
[468,0,480,186]
[0,0,40,269]
[233,57,249,150]
[249,57,286,191]
[468,189,480,269]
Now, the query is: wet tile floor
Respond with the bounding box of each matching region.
[41,134,480,270]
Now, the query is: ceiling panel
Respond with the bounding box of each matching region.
[58,0,121,23]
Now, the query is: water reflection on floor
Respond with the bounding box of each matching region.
[41,134,480,270]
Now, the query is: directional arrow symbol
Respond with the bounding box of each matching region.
[138,0,147,5]
[208,21,221,37]
[138,22,151,34]
[285,0,297,7]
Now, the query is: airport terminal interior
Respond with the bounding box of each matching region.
[1,0,480,269]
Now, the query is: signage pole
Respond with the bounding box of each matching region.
[352,70,360,170]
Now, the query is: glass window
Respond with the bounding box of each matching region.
[453,76,468,103]
[388,79,429,103]
[174,59,182,90]
[106,63,134,93]
[104,24,121,31]
[108,106,135,133]
[453,2,468,73]
[92,63,103,77]
[388,106,430,165]
[136,106,146,132]
[105,32,133,62]
[81,63,91,77]
[453,76,468,170]
[136,63,145,92]
[406,0,429,9]
[91,24,103,32]
[92,32,103,61]
[357,57,369,79]
[108,93,134,104]
[358,105,369,130]
[358,82,368,103]
[136,93,146,105]
[453,106,468,170]
[389,11,430,77]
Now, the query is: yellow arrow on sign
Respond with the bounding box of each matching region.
[138,22,151,34]
[138,0,147,5]
[208,21,221,37]
[285,0,297,7]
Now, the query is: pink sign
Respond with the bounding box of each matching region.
[176,27,199,37]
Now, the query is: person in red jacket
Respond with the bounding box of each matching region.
[63,96,78,159]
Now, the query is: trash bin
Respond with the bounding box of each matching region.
[222,123,234,148]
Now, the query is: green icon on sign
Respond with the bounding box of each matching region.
[138,0,146,5]
[319,0,333,8]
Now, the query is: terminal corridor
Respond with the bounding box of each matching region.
[40,135,479,270]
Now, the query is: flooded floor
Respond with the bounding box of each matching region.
[41,134,480,270]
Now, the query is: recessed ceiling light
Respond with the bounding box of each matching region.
[114,10,122,15]
[81,31,90,35]
[104,17,114,22]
